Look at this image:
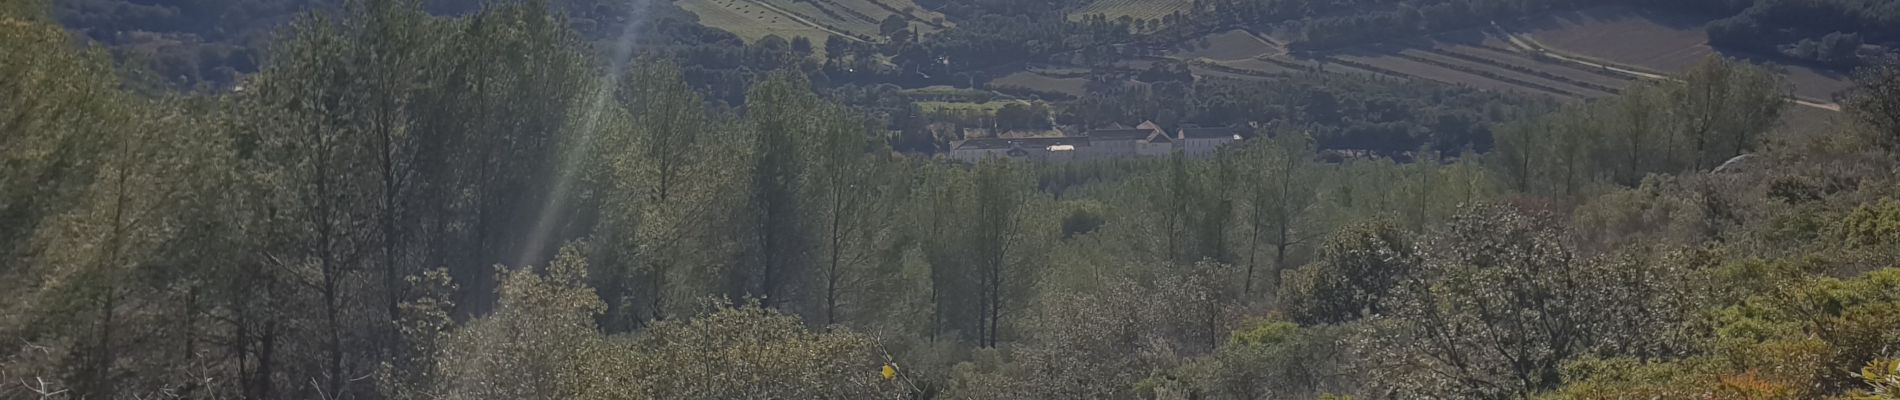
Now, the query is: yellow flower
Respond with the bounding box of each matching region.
[881,363,898,380]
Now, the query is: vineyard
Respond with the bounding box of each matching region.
[987,71,1090,98]
[679,0,841,44]
[1068,0,1192,23]
[1171,29,1282,61]
[680,0,950,45]
[1511,6,1854,102]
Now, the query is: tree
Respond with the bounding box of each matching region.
[741,72,817,309]
[791,36,814,55]
[1238,132,1324,296]
[881,15,910,38]
[1849,56,1900,152]
[802,104,895,327]
[1282,221,1416,325]
[616,304,905,399]
[1671,55,1785,170]
[1368,204,1588,398]
[968,159,1037,347]
[589,60,734,328]
[429,244,607,399]
[825,35,850,60]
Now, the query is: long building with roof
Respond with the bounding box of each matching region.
[945,121,1249,163]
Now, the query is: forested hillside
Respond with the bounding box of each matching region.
[7,0,1900,399]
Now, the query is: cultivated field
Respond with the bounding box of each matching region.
[1170,29,1282,61]
[1328,50,1584,100]
[987,71,1090,97]
[754,0,880,38]
[1396,47,1615,98]
[828,0,951,30]
[1513,7,1715,74]
[1422,35,1636,91]
[679,0,840,44]
[1508,6,1855,102]
[681,0,948,45]
[1263,55,1391,78]
[918,100,1027,113]
[1209,58,1301,76]
[1069,0,1192,22]
[1190,65,1276,81]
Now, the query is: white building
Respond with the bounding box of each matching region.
[1177,126,1244,158]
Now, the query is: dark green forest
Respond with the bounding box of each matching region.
[7,0,1900,398]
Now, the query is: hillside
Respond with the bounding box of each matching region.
[13,1,1900,399]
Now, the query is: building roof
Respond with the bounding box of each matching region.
[1089,128,1160,141]
[953,138,1017,150]
[1015,137,1091,147]
[1179,126,1245,140]
[1135,120,1164,132]
[953,137,1090,151]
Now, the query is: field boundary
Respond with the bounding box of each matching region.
[1492,23,1841,111]
[1189,60,1287,78]
[1390,51,1590,98]
[862,0,948,29]
[1418,48,1626,95]
[811,0,881,25]
[740,0,868,42]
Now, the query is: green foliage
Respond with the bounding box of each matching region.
[1493,56,1788,197]
[1551,267,1900,399]
[949,262,1242,400]
[1166,321,1348,400]
[1229,318,1298,347]
[1830,199,1900,248]
[1361,203,1704,398]
[1850,57,1900,152]
[1281,220,1416,325]
[1715,268,1900,394]
[610,304,903,399]
[424,245,902,399]
[1855,358,1900,400]
[11,0,1900,397]
[430,245,606,399]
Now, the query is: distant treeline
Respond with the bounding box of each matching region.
[1659,0,1900,67]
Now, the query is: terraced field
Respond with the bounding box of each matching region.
[755,0,881,38]
[1190,65,1276,81]
[1263,55,1392,78]
[1396,48,1615,98]
[918,100,1027,113]
[1427,42,1635,91]
[1171,29,1281,61]
[681,0,948,45]
[1069,0,1192,22]
[987,71,1090,97]
[1508,6,1855,103]
[1328,51,1583,100]
[832,0,950,29]
[679,0,841,44]
[1209,58,1300,76]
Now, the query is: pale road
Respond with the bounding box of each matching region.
[1491,22,1843,112]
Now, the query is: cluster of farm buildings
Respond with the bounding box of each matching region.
[945,121,1247,163]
